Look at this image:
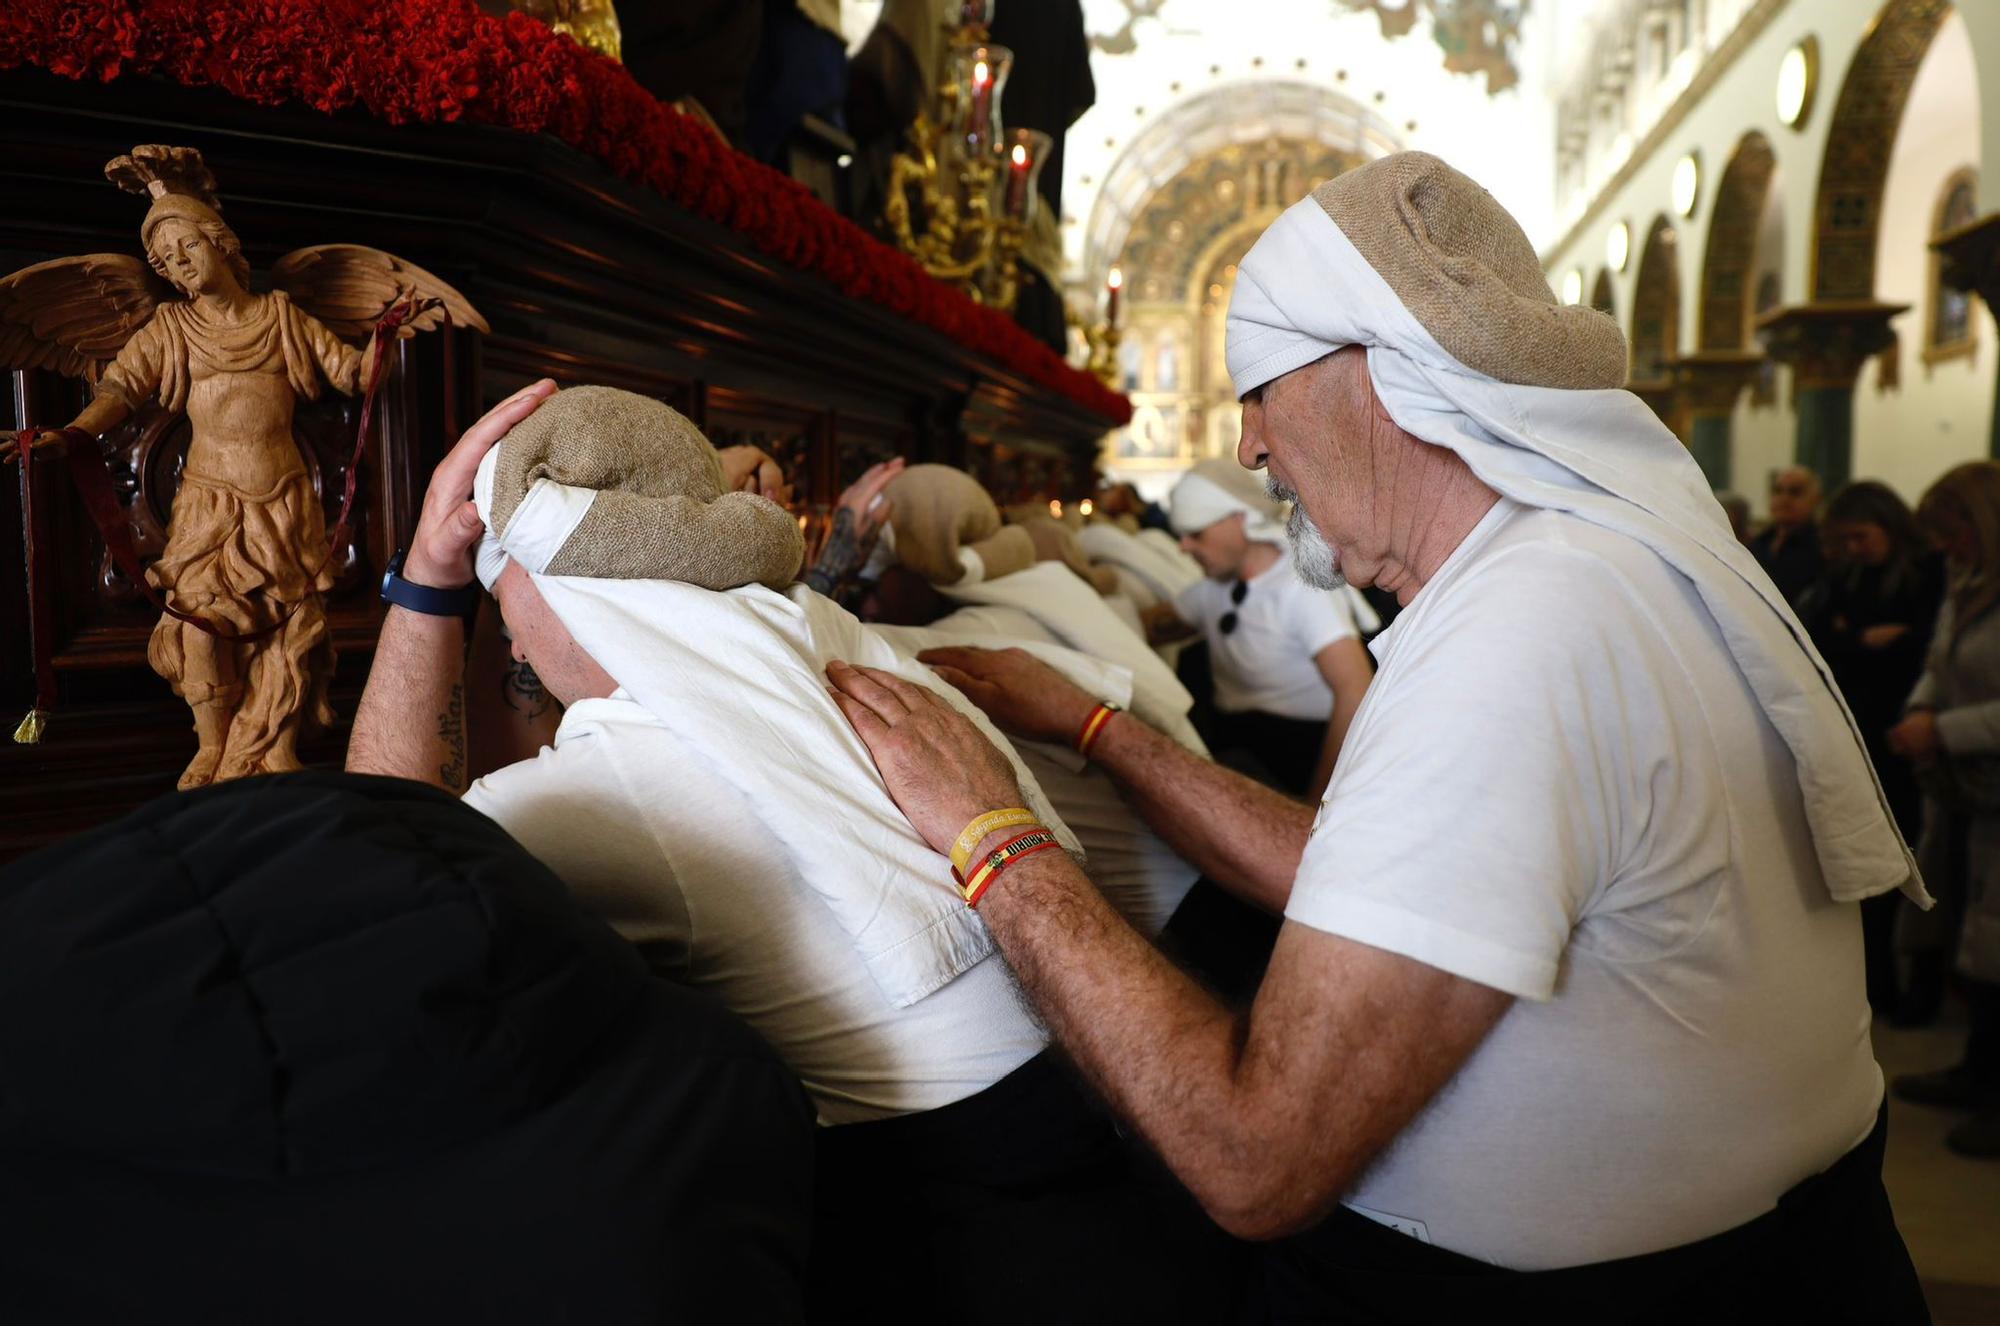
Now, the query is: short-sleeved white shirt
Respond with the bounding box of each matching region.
[1290,500,1881,1269]
[464,692,1046,1126]
[1175,547,1357,720]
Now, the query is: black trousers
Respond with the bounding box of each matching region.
[808,1051,1250,1324]
[1258,1101,1928,1324]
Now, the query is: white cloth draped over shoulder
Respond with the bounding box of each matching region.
[473,445,1082,1006]
[1226,196,1926,908]
[937,560,1208,753]
[1078,522,1203,604]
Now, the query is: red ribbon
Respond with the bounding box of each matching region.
[9,295,441,738]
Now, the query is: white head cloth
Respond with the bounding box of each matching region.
[1168,467,1287,543]
[1227,184,1926,908]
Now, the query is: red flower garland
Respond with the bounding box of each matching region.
[0,0,1132,424]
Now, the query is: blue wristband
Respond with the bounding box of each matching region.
[381,549,482,620]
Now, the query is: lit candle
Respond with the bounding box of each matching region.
[971,59,993,152]
[1048,498,1064,519]
[1106,266,1123,329]
[1004,142,1031,219]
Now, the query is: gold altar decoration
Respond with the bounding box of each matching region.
[883,2,1050,311]
[0,145,485,789]
[1082,266,1124,388]
[489,0,622,61]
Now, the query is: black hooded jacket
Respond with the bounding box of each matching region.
[0,772,812,1325]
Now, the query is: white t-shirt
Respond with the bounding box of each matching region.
[1290,500,1881,1269]
[1175,546,1357,720]
[464,692,1046,1127]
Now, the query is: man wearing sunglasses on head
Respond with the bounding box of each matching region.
[1164,458,1376,799]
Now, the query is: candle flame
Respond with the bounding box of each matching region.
[1048,499,1064,518]
[1079,499,1094,517]
[1107,267,1123,290]
[974,60,990,86]
[1011,143,1029,166]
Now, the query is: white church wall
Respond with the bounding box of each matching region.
[1733,364,1797,510]
[1542,0,1999,517]
[1852,10,1993,505]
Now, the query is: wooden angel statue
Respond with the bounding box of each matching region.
[0,145,485,789]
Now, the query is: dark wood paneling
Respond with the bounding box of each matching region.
[0,71,1112,858]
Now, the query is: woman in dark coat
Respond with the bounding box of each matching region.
[1888,462,2000,1157]
[1806,481,1944,1015]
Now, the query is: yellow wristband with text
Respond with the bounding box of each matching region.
[950,806,1040,878]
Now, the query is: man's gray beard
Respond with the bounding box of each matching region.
[1265,475,1344,589]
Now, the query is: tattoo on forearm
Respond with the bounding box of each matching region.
[502,658,555,719]
[438,681,466,787]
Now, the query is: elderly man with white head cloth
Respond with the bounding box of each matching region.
[825,152,1930,1321]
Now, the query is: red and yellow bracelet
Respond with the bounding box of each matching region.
[954,828,1062,907]
[950,806,1041,878]
[1074,701,1121,758]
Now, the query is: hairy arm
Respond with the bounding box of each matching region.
[344,379,557,788]
[983,853,1509,1237]
[1307,637,1375,801]
[921,645,1311,913]
[825,659,1512,1239]
[348,608,468,791]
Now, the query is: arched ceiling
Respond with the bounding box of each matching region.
[1080,81,1401,291]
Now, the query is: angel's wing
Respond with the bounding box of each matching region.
[0,254,169,382]
[270,244,490,340]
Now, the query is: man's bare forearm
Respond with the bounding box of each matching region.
[347,606,469,792]
[976,847,1377,1239]
[1091,712,1311,912]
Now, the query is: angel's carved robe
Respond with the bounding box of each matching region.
[95,290,362,779]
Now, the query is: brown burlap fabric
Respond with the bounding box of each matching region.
[1313,152,1626,390]
[1005,507,1120,596]
[488,385,802,589]
[883,465,1036,586]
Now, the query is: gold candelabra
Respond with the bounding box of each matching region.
[885,8,1048,312]
[1081,266,1124,387]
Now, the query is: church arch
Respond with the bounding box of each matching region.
[1081,80,1402,295]
[1630,215,1682,384]
[1811,0,1955,301]
[1590,268,1618,321]
[1699,132,1778,351]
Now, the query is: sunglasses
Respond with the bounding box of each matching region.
[1219,579,1248,635]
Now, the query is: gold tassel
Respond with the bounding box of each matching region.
[13,708,47,745]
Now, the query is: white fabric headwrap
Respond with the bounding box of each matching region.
[473,443,596,590]
[1168,471,1287,544]
[1227,196,1927,908]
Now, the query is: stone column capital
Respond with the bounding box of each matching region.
[1671,350,1766,417]
[1754,302,1908,391]
[1935,211,2000,306]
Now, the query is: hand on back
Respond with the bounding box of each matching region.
[917,646,1101,748]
